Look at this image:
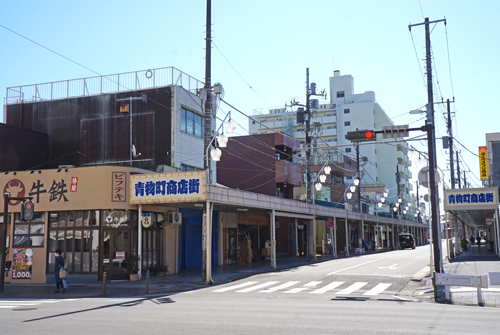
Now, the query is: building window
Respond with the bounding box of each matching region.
[345,148,352,153]
[13,212,45,247]
[344,108,350,114]
[48,211,101,273]
[344,121,350,126]
[181,107,204,139]
[337,91,345,98]
[345,135,349,140]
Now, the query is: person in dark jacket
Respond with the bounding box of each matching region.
[54,249,65,293]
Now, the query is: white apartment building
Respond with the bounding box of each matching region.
[249,71,414,216]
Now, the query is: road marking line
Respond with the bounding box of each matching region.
[212,281,258,292]
[284,281,322,293]
[310,281,344,294]
[363,283,392,296]
[336,282,368,295]
[260,281,300,293]
[377,264,398,270]
[236,281,279,292]
[328,254,401,275]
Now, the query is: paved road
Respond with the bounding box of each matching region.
[2,246,500,334]
[211,246,430,300]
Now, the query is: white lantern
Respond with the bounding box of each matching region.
[319,174,327,183]
[324,165,331,175]
[350,185,356,193]
[224,119,236,133]
[377,202,383,208]
[403,210,407,215]
[210,148,222,161]
[353,178,360,186]
[416,157,428,169]
[217,133,228,148]
[380,197,385,203]
[398,198,403,203]
[315,182,322,191]
[346,192,352,200]
[383,189,389,198]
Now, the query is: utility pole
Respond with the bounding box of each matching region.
[464,171,467,188]
[409,17,446,301]
[202,0,213,284]
[396,164,401,215]
[446,98,460,255]
[356,144,361,212]
[456,151,461,188]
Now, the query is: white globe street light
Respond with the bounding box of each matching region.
[217,133,228,148]
[210,147,222,161]
[324,165,331,175]
[354,178,360,186]
[350,185,356,193]
[346,192,353,200]
[383,189,389,198]
[319,174,327,183]
[224,119,236,133]
[315,182,322,191]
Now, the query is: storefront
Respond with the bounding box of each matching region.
[1,166,176,283]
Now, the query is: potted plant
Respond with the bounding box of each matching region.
[125,254,140,281]
[156,263,169,277]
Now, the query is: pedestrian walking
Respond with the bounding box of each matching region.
[54,249,66,293]
[470,236,475,246]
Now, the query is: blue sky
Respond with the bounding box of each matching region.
[1,0,498,196]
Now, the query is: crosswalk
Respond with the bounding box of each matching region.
[213,280,393,296]
[0,299,67,310]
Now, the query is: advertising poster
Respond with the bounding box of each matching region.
[12,248,33,279]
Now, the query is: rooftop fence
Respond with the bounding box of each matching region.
[5,66,204,105]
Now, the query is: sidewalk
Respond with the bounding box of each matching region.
[0,255,337,300]
[413,244,500,307]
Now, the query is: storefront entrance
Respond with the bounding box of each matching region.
[102,230,130,280]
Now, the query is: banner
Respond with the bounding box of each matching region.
[479,146,488,181]
[12,248,33,279]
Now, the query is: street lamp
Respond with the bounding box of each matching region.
[206,111,236,183]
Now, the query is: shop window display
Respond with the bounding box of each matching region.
[13,212,45,247]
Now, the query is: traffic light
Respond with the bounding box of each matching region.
[346,130,376,142]
[22,201,35,221]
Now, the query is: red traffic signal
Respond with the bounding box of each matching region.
[346,130,377,142]
[22,201,35,221]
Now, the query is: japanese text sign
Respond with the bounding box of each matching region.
[130,171,206,204]
[479,146,488,181]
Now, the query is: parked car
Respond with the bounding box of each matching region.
[399,233,416,249]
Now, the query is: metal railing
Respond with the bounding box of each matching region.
[5,66,204,105]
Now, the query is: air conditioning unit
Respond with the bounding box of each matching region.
[168,212,182,225]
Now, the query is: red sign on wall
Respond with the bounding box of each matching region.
[70,177,78,192]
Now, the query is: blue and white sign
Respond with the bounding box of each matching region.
[130,171,206,204]
[443,187,498,210]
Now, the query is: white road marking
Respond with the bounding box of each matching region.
[212,281,259,292]
[310,281,344,294]
[284,281,322,293]
[236,281,279,292]
[377,264,398,270]
[363,283,392,296]
[260,281,300,293]
[336,282,368,295]
[328,255,399,275]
